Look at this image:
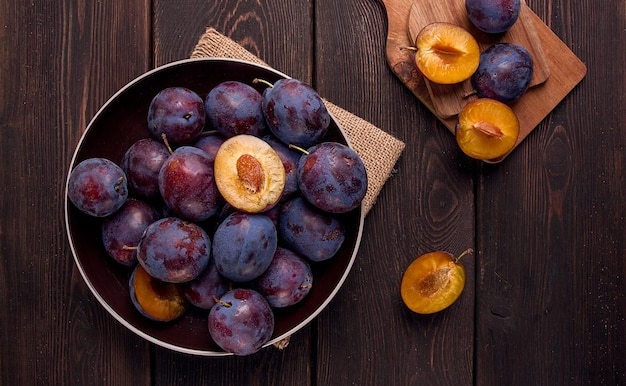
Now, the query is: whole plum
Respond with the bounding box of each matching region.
[147,87,206,146]
[471,43,534,103]
[101,198,161,267]
[184,260,229,310]
[121,138,170,200]
[297,142,367,213]
[260,78,330,148]
[278,197,345,262]
[205,81,267,138]
[466,0,521,34]
[137,217,211,283]
[212,212,277,282]
[254,247,313,308]
[67,157,128,217]
[192,133,225,163]
[208,288,274,356]
[158,146,221,222]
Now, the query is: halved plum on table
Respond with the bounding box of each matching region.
[455,98,520,160]
[412,22,480,85]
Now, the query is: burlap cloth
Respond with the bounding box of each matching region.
[191,28,405,215]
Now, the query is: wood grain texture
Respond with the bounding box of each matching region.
[1,0,624,384]
[0,1,152,385]
[315,1,475,384]
[474,0,626,383]
[153,0,314,82]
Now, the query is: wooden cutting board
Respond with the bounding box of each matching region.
[381,0,587,162]
[408,0,550,118]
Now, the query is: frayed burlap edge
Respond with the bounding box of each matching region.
[191,28,405,215]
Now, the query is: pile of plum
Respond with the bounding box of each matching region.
[67,77,367,356]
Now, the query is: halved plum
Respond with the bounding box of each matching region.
[413,22,480,85]
[455,98,520,160]
[214,134,286,213]
[129,264,189,322]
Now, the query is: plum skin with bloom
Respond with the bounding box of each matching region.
[278,197,345,262]
[147,87,206,146]
[101,198,161,267]
[136,217,212,283]
[208,288,275,356]
[184,260,229,309]
[466,0,521,34]
[297,142,367,213]
[261,78,330,148]
[254,247,313,308]
[67,157,128,217]
[471,43,534,103]
[212,212,278,282]
[158,146,221,222]
[121,138,170,200]
[204,81,267,138]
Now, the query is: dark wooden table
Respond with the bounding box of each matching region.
[1,0,624,384]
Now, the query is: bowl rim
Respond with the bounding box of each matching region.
[64,57,365,356]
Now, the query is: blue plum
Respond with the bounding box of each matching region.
[147,87,206,146]
[471,43,534,103]
[260,78,330,148]
[254,247,313,308]
[297,142,367,213]
[212,212,277,282]
[121,138,170,200]
[158,146,221,222]
[67,157,128,217]
[278,197,345,262]
[208,288,274,355]
[184,260,229,310]
[192,133,225,163]
[137,217,211,283]
[465,0,521,34]
[205,81,267,138]
[101,198,161,267]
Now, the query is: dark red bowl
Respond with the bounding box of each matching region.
[64,58,364,356]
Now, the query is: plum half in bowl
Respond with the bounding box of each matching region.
[64,58,364,356]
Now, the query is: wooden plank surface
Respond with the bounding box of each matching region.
[0,1,153,385]
[383,0,586,163]
[315,1,475,384]
[0,0,624,385]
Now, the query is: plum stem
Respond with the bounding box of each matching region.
[213,296,232,308]
[161,133,174,154]
[114,176,125,192]
[252,78,274,88]
[288,144,309,155]
[200,130,219,137]
[454,248,474,263]
[122,245,138,251]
